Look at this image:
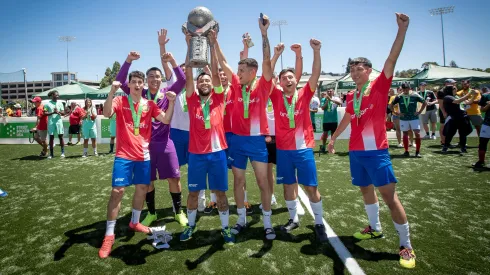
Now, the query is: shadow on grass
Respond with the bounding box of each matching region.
[10,155,44,161]
[469,166,490,173]
[432,150,462,155]
[316,151,349,157]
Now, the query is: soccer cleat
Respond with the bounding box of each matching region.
[431,135,437,140]
[0,189,7,197]
[441,147,448,154]
[48,155,53,159]
[129,222,150,234]
[399,246,416,269]
[175,211,188,226]
[180,225,195,241]
[222,227,235,245]
[314,224,329,243]
[108,150,113,154]
[281,219,300,233]
[403,151,410,157]
[265,228,276,240]
[67,142,73,146]
[98,235,115,259]
[353,225,383,240]
[422,135,430,140]
[231,223,247,235]
[82,153,88,158]
[204,202,217,214]
[39,151,46,157]
[197,196,206,212]
[60,153,66,158]
[460,148,468,154]
[94,152,99,156]
[244,202,253,215]
[141,213,158,226]
[473,161,486,168]
[415,152,422,158]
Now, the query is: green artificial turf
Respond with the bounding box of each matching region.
[0,138,488,274]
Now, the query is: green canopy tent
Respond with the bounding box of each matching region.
[321,69,414,92]
[85,85,126,99]
[33,81,99,100]
[410,64,490,83]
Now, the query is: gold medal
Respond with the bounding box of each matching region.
[134,127,140,136]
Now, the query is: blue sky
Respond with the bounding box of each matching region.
[0,0,488,82]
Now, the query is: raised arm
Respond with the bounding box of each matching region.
[103,81,120,118]
[241,34,249,60]
[208,35,221,88]
[117,52,140,94]
[308,39,322,91]
[259,15,272,81]
[209,30,234,83]
[184,33,195,98]
[383,13,409,79]
[291,44,303,81]
[162,52,186,94]
[270,43,285,72]
[157,29,173,81]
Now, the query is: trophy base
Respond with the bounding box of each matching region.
[189,60,209,68]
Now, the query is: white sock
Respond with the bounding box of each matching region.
[237,207,246,226]
[310,200,324,225]
[210,193,217,203]
[83,148,88,154]
[393,221,412,249]
[198,190,205,200]
[262,210,272,229]
[286,200,299,223]
[131,209,141,224]
[244,191,248,203]
[365,202,382,232]
[93,147,97,154]
[105,220,116,236]
[187,209,197,227]
[219,209,229,229]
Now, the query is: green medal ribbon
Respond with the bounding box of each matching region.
[224,86,229,115]
[242,78,256,118]
[267,98,273,112]
[421,90,427,101]
[128,96,144,136]
[147,90,159,103]
[181,90,188,112]
[283,90,298,128]
[327,100,332,112]
[402,95,411,112]
[353,81,370,118]
[200,96,211,129]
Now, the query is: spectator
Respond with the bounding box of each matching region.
[6,106,13,116]
[309,92,320,132]
[418,82,438,140]
[457,80,483,136]
[67,102,84,145]
[13,105,22,117]
[31,97,48,157]
[82,98,98,157]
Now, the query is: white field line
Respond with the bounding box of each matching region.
[297,187,365,275]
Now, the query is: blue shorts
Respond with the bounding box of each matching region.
[188,150,228,192]
[349,149,397,187]
[225,132,234,169]
[170,128,189,166]
[230,134,268,170]
[276,148,318,187]
[112,157,151,187]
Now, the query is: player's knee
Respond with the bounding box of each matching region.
[110,187,125,200]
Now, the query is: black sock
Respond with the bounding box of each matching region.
[109,143,114,152]
[146,190,156,215]
[432,132,436,136]
[170,192,182,214]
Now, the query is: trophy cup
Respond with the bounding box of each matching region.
[182,6,219,68]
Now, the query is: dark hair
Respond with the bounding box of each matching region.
[278,68,296,80]
[350,57,373,68]
[48,90,59,97]
[129,71,145,82]
[146,67,162,77]
[218,68,224,72]
[443,86,454,97]
[179,63,185,68]
[197,72,211,82]
[238,58,259,70]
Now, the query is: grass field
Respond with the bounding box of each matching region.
[0,138,489,275]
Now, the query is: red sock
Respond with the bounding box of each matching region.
[479,150,486,162]
[403,135,409,151]
[416,136,421,152]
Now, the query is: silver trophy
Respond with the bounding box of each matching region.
[182,6,219,68]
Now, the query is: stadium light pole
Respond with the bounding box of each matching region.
[271,20,288,70]
[59,36,76,83]
[22,68,28,114]
[429,6,454,67]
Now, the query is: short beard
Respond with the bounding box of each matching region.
[198,88,211,97]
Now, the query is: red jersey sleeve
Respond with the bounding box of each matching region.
[302,82,314,102]
[112,97,122,115]
[371,70,393,96]
[345,92,354,114]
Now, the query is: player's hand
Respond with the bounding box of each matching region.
[158,28,170,46]
[396,13,410,29]
[242,34,249,47]
[203,66,211,75]
[258,14,270,34]
[184,31,192,46]
[161,52,175,63]
[31,127,37,131]
[290,44,302,55]
[469,89,477,96]
[310,39,321,51]
[166,91,177,102]
[126,51,140,63]
[274,43,285,56]
[208,30,217,46]
[414,111,420,116]
[110,81,121,95]
[328,139,336,154]
[265,136,272,143]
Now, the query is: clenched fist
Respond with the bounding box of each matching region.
[126,51,140,63]
[310,39,321,51]
[290,44,302,55]
[274,43,285,56]
[396,13,410,29]
[165,91,177,102]
[110,81,121,95]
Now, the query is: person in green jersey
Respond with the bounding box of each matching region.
[43,91,65,159]
[82,98,98,157]
[474,93,490,168]
[320,89,342,153]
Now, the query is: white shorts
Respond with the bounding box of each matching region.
[400,120,420,132]
[481,124,490,139]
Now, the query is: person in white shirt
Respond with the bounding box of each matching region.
[309,94,321,132]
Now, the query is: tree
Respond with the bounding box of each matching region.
[395,69,420,78]
[421,61,439,69]
[485,68,490,73]
[100,61,121,88]
[449,60,458,68]
[471,68,484,72]
[345,58,352,74]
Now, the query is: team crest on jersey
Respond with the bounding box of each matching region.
[142,104,149,112]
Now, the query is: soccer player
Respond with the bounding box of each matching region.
[179,32,234,244]
[211,16,275,239]
[390,83,426,157]
[98,77,176,259]
[320,89,342,153]
[43,91,65,159]
[310,92,320,132]
[457,80,483,136]
[108,113,116,154]
[474,92,490,168]
[116,31,188,227]
[328,13,417,269]
[389,90,403,147]
[269,38,328,242]
[67,102,83,145]
[82,98,98,157]
[418,82,438,140]
[31,97,48,157]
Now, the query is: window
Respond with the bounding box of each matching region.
[43,82,50,86]
[18,84,25,88]
[27,83,33,87]
[55,82,62,87]
[71,74,75,80]
[55,74,62,81]
[35,83,42,87]
[18,94,25,99]
[1,85,8,89]
[1,95,8,99]
[35,89,42,93]
[63,74,68,81]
